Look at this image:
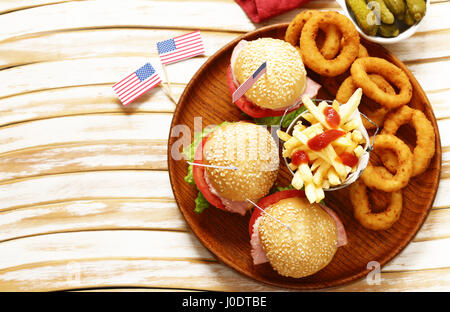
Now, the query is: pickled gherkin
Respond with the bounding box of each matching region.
[378,23,400,37]
[346,0,378,36]
[404,8,415,26]
[384,0,406,18]
[406,0,426,22]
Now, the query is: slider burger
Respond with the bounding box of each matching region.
[249,190,347,278]
[228,38,321,118]
[191,122,279,215]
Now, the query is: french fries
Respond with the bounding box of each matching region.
[339,88,362,125]
[279,90,367,204]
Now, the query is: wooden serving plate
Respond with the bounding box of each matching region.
[167,24,441,289]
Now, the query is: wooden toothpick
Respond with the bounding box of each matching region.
[161,64,177,105]
[246,199,292,232]
[161,83,177,105]
[162,65,172,91]
[187,161,238,171]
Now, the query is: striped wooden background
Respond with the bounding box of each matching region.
[0,0,449,291]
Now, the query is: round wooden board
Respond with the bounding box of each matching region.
[167,23,442,290]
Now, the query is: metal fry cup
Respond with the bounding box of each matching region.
[281,99,377,191]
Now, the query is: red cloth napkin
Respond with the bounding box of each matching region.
[235,0,312,23]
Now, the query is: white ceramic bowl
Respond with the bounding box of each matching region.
[336,0,430,44]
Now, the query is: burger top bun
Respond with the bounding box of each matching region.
[203,122,279,202]
[259,197,338,278]
[233,38,307,110]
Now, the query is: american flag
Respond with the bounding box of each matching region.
[157,31,205,65]
[232,61,267,103]
[112,62,162,106]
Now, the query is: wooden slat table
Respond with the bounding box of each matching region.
[0,0,448,291]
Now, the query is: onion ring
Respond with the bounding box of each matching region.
[339,38,368,58]
[336,74,394,103]
[285,10,315,46]
[285,10,341,60]
[319,43,369,97]
[336,74,394,129]
[300,11,359,77]
[361,134,413,192]
[380,105,436,177]
[349,180,402,231]
[361,107,389,130]
[350,57,413,109]
[357,44,369,58]
[378,150,399,176]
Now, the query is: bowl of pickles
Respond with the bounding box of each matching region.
[336,0,429,43]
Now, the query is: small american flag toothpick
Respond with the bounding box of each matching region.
[157,31,205,65]
[112,62,162,106]
[232,61,267,103]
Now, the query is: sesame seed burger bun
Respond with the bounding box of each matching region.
[258,197,338,278]
[203,122,279,203]
[233,38,307,110]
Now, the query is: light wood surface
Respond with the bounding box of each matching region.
[0,0,448,291]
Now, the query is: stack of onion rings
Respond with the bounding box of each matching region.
[349,133,413,231]
[300,11,360,77]
[291,11,368,95]
[380,106,436,177]
[333,55,413,132]
[350,57,413,109]
[361,134,413,192]
[285,10,341,60]
[349,180,403,231]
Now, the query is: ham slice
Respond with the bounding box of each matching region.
[250,216,269,265]
[230,40,321,111]
[284,77,321,111]
[250,204,347,265]
[204,171,249,216]
[320,204,348,247]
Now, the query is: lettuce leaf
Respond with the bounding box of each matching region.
[268,184,294,195]
[252,106,306,128]
[279,106,307,128]
[184,165,195,185]
[273,184,295,192]
[182,128,213,163]
[182,122,228,186]
[183,122,229,213]
[194,191,210,214]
